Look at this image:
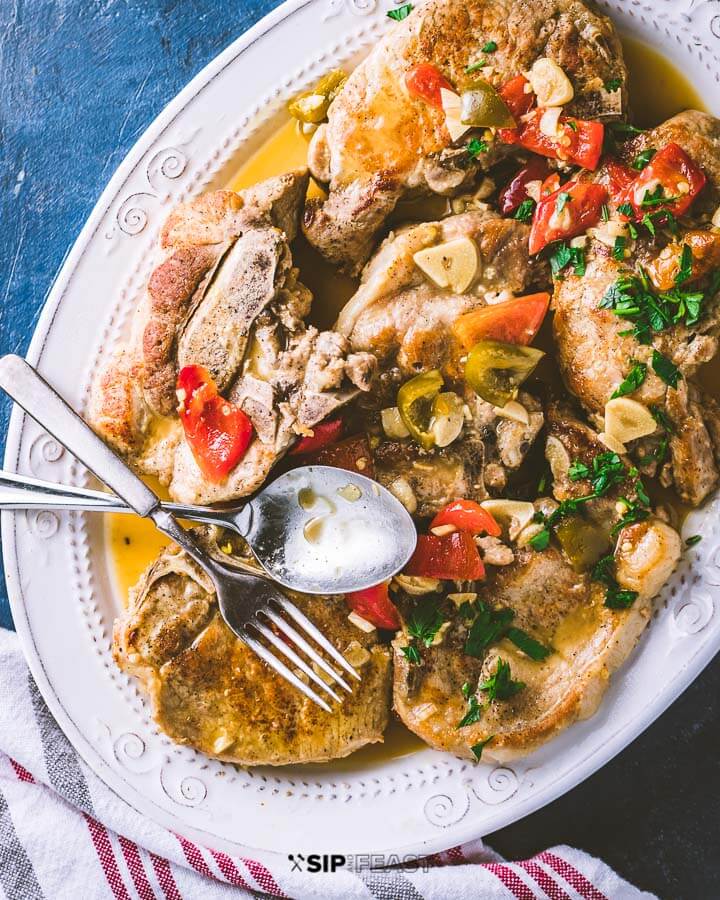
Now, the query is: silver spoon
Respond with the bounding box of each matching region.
[0,377,417,597]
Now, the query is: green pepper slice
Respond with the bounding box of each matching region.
[288,69,347,124]
[397,370,444,450]
[555,517,612,572]
[461,81,515,129]
[464,339,544,407]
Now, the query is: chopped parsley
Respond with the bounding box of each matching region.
[550,241,586,278]
[463,599,551,661]
[481,40,498,53]
[478,659,525,702]
[604,77,622,92]
[611,360,647,398]
[675,243,693,286]
[611,496,651,536]
[407,597,445,646]
[466,60,487,74]
[514,198,536,223]
[471,736,494,760]
[528,528,551,551]
[387,3,413,20]
[402,597,445,664]
[505,627,552,661]
[641,183,679,209]
[467,137,489,158]
[599,268,706,345]
[651,350,682,388]
[592,555,639,609]
[632,148,656,171]
[465,603,514,657]
[568,451,628,496]
[401,644,422,664]
[617,202,634,218]
[613,236,627,261]
[686,535,702,547]
[601,203,611,222]
[458,692,483,728]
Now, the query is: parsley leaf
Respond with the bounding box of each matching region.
[458,694,483,728]
[686,535,702,547]
[470,735,494,760]
[481,40,498,53]
[641,183,679,209]
[600,269,705,344]
[514,198,536,223]
[568,460,590,480]
[617,202,634,218]
[478,659,525,702]
[387,3,413,20]
[613,236,627,261]
[652,350,682,388]
[605,77,622,92]
[601,203,610,222]
[632,148,656,171]
[401,644,422,664]
[467,137,489,158]
[591,554,639,609]
[506,627,552,661]
[675,243,693,286]
[611,496,651,536]
[550,241,586,277]
[466,60,487,73]
[568,451,627,496]
[611,360,647,398]
[407,597,445,647]
[528,528,550,551]
[465,603,513,657]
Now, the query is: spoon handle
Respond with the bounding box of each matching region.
[0,356,159,518]
[0,468,241,530]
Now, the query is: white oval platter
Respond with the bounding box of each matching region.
[3,0,720,860]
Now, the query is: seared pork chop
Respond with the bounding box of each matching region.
[304,0,627,274]
[392,409,681,761]
[89,172,376,504]
[336,208,537,374]
[114,528,392,765]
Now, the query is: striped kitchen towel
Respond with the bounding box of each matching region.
[0,629,654,900]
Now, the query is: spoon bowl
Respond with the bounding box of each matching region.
[245,466,417,594]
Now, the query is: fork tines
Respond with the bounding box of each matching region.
[244,597,361,712]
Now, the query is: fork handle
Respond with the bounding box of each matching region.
[0,469,238,529]
[0,355,160,518]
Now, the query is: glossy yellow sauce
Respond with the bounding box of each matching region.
[106,38,706,767]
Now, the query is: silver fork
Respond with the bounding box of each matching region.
[0,355,359,712]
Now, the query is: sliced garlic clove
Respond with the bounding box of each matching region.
[430,391,465,447]
[447,591,478,607]
[413,237,479,293]
[393,574,442,595]
[529,58,574,107]
[598,431,628,455]
[481,499,536,541]
[343,640,371,668]
[381,406,410,439]
[440,88,472,142]
[539,106,563,138]
[348,611,376,633]
[388,476,418,514]
[493,399,530,425]
[712,204,720,228]
[604,397,657,443]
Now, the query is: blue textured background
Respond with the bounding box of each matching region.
[0,2,718,894]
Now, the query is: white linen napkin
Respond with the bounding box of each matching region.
[0,629,655,900]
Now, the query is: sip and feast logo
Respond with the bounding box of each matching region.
[287,853,428,873]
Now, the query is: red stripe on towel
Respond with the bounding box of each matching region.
[9,758,35,783]
[83,814,132,900]
[485,862,536,899]
[240,856,288,897]
[539,851,607,900]
[210,850,253,889]
[175,835,214,879]
[150,853,183,900]
[519,858,572,900]
[118,835,157,900]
